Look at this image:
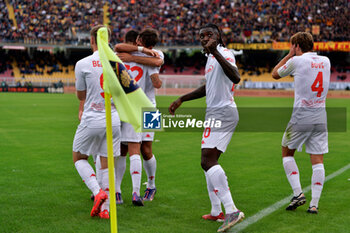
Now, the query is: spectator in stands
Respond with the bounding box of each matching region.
[1,1,349,45]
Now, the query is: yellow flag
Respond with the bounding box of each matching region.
[97,27,154,132]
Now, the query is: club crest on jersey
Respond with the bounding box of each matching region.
[121,70,131,88]
[110,61,139,94]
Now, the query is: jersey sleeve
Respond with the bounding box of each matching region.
[148,50,164,76]
[277,57,296,78]
[221,48,237,68]
[75,60,86,91]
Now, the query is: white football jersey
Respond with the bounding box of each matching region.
[144,49,164,106]
[205,45,237,108]
[123,60,149,90]
[278,52,331,124]
[123,50,164,106]
[75,51,119,128]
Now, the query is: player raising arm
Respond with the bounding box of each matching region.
[112,29,163,206]
[169,24,244,232]
[272,32,330,214]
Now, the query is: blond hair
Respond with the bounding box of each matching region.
[90,25,111,44]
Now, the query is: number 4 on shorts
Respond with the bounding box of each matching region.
[311,71,324,97]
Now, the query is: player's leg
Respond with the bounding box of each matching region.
[282,146,302,196]
[141,140,157,201]
[73,151,108,217]
[308,154,324,214]
[306,124,327,214]
[72,126,109,217]
[98,155,111,219]
[114,143,127,204]
[202,107,243,231]
[281,123,309,210]
[73,152,101,197]
[202,169,224,222]
[89,155,100,201]
[98,125,121,218]
[201,148,237,213]
[129,142,144,206]
[282,146,306,210]
[72,126,102,197]
[202,148,244,232]
[95,155,102,187]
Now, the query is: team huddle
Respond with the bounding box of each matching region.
[72,24,330,232]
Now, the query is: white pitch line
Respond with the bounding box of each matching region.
[229,163,350,233]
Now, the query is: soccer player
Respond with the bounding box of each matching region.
[169,24,244,232]
[272,32,330,214]
[114,28,163,206]
[73,25,121,219]
[91,30,161,204]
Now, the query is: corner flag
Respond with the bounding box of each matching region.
[97,27,154,233]
[97,27,154,132]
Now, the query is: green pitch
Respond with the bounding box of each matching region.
[0,93,349,233]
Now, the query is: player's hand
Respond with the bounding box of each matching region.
[117,53,133,62]
[288,44,296,57]
[169,98,182,115]
[203,38,218,54]
[142,48,160,57]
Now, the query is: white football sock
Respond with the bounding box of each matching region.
[204,171,222,216]
[206,165,238,215]
[74,160,100,196]
[100,168,110,211]
[143,155,156,189]
[130,154,142,196]
[283,157,302,196]
[310,163,325,208]
[115,156,126,193]
[95,155,102,187]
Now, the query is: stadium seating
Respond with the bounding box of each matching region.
[0,1,348,89]
[1,0,349,45]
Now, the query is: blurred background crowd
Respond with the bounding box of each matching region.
[1,0,349,45]
[0,0,349,89]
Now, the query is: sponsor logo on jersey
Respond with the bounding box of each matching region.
[206,65,214,74]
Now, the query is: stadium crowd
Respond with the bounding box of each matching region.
[0,0,349,45]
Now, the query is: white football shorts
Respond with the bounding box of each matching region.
[281,122,328,154]
[73,125,121,157]
[121,122,155,142]
[201,106,239,153]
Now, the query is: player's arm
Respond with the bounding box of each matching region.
[272,44,296,79]
[212,50,240,84]
[205,39,240,84]
[76,91,86,121]
[74,61,86,121]
[114,43,159,57]
[169,85,206,115]
[150,73,162,88]
[117,53,163,67]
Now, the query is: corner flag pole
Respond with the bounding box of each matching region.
[104,92,118,233]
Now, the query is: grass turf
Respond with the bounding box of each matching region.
[0,93,349,233]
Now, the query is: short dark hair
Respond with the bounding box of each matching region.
[199,23,225,47]
[125,30,139,43]
[90,25,111,44]
[290,32,314,52]
[138,28,159,48]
